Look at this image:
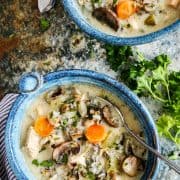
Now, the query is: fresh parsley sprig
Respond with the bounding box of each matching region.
[105,45,180,146]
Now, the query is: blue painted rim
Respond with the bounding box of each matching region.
[62,0,180,45]
[5,69,160,179]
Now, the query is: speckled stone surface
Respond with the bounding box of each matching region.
[0,1,179,179]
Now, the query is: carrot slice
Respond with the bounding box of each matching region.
[34,116,54,137]
[85,124,107,143]
[116,0,137,19]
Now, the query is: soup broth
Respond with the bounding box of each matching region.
[21,84,147,180]
[78,0,179,37]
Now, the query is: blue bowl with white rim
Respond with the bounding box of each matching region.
[5,69,160,179]
[61,0,180,45]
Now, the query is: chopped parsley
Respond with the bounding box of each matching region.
[40,160,54,167]
[32,159,54,167]
[32,159,39,166]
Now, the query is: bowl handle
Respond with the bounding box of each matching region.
[19,72,43,94]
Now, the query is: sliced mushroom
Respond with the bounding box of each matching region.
[122,156,140,177]
[52,141,80,163]
[45,87,69,104]
[45,87,62,101]
[92,7,119,31]
[102,105,119,127]
[131,143,147,160]
[124,138,133,156]
[123,133,146,160]
[51,87,62,98]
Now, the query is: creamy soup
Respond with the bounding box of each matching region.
[78,0,179,37]
[21,84,147,180]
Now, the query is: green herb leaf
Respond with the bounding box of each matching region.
[40,160,54,167]
[32,159,39,166]
[157,115,180,145]
[105,45,180,145]
[40,18,50,32]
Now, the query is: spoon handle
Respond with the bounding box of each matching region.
[126,126,180,174]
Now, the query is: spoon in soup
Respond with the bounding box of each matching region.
[97,96,180,174]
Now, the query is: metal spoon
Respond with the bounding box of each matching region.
[97,96,180,174]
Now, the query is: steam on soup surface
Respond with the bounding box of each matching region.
[78,0,179,37]
[21,84,147,180]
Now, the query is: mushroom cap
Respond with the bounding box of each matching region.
[124,133,147,160]
[52,141,80,162]
[92,7,119,31]
[102,105,119,127]
[122,155,140,177]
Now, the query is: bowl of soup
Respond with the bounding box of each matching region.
[62,0,179,45]
[5,69,159,179]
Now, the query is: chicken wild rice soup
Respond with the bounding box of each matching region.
[78,0,179,37]
[21,84,147,180]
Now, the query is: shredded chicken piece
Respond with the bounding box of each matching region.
[25,126,41,158]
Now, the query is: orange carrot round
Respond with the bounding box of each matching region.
[85,124,107,143]
[34,116,54,137]
[116,0,137,19]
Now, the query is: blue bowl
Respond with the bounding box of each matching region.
[62,0,180,45]
[5,69,160,179]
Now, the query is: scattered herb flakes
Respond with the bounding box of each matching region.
[40,18,50,32]
[105,45,180,146]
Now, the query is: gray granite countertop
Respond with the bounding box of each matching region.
[0,1,179,179]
